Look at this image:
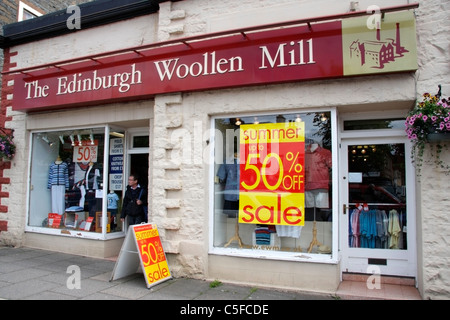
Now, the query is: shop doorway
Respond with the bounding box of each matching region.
[129,154,149,189]
[123,129,149,229]
[340,137,416,278]
[126,130,149,189]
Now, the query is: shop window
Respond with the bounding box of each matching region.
[27,128,125,236]
[343,119,404,131]
[132,135,149,148]
[18,1,42,21]
[213,112,334,255]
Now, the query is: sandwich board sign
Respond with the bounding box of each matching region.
[110,223,172,288]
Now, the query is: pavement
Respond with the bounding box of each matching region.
[0,246,336,302]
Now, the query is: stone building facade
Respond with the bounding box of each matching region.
[0,0,91,233]
[1,0,449,300]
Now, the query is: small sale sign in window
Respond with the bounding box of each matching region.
[73,140,98,163]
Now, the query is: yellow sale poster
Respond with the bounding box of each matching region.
[133,224,171,286]
[239,122,305,226]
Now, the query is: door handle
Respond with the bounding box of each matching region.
[343,204,349,215]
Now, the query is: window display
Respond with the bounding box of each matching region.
[27,128,125,236]
[213,112,334,255]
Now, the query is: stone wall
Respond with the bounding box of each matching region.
[0,47,18,246]
[152,93,208,278]
[419,147,450,299]
[0,0,91,242]
[413,0,450,300]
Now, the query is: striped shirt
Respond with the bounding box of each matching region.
[47,162,69,189]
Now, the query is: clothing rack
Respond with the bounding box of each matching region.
[349,205,406,249]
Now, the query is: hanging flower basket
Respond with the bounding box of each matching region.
[405,88,450,176]
[0,130,16,161]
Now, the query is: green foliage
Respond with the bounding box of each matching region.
[209,279,223,288]
[405,92,450,177]
[0,130,16,161]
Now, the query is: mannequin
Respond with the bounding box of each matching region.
[218,152,244,247]
[47,155,69,215]
[107,190,120,231]
[305,141,331,212]
[74,161,101,212]
[217,153,239,218]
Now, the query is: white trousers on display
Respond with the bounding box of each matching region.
[51,185,66,215]
[276,225,302,238]
[305,189,329,208]
[79,185,86,207]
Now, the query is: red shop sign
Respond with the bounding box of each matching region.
[12,11,417,112]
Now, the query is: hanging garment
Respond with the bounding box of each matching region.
[305,146,332,191]
[388,209,401,249]
[217,159,240,202]
[349,208,361,247]
[375,210,389,249]
[48,161,69,215]
[381,210,389,249]
[360,210,377,248]
[47,161,69,189]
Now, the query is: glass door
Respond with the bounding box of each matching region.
[340,138,416,277]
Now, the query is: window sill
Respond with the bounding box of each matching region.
[25,226,125,240]
[209,246,338,264]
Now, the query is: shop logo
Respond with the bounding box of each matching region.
[66,265,81,289]
[349,20,409,70]
[343,6,415,75]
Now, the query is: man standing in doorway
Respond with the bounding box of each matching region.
[120,174,147,226]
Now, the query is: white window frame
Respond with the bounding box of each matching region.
[25,125,128,241]
[208,108,339,264]
[18,1,42,21]
[338,110,417,278]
